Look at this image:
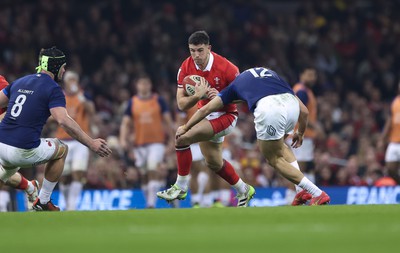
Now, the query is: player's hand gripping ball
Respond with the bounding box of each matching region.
[182,75,209,98]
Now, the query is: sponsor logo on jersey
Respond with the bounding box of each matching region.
[267,125,276,136]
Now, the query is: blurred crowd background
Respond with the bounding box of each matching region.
[1,0,400,208]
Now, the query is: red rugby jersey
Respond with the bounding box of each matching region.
[0,75,9,115]
[177,52,239,113]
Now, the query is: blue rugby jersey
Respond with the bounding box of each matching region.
[219,67,294,112]
[0,73,65,149]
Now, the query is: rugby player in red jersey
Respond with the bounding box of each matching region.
[157,31,255,207]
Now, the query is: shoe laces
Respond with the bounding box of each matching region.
[163,185,182,194]
[235,185,250,199]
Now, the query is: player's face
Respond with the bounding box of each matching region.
[301,69,317,86]
[136,78,152,95]
[189,44,211,68]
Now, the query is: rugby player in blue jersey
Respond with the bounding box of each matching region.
[0,47,112,211]
[176,67,330,205]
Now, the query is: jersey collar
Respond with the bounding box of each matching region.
[195,52,214,71]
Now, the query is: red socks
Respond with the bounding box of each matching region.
[216,159,239,185]
[176,146,192,176]
[176,146,239,186]
[16,176,29,190]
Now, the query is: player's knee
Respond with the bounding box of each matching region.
[204,159,223,172]
[263,152,279,168]
[175,135,191,147]
[53,139,68,160]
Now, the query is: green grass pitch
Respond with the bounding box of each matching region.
[1,205,399,253]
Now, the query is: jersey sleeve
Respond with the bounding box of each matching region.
[225,61,240,84]
[177,61,189,88]
[124,98,133,116]
[218,83,238,105]
[48,85,66,109]
[296,90,309,105]
[0,75,9,90]
[157,96,169,113]
[2,82,12,98]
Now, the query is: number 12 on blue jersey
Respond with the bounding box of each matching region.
[246,67,273,78]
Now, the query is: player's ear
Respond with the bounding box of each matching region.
[208,45,212,51]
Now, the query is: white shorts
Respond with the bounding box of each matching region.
[0,138,59,182]
[191,143,203,162]
[206,112,238,143]
[134,143,166,170]
[385,142,400,162]
[253,94,299,141]
[290,138,314,162]
[62,139,90,175]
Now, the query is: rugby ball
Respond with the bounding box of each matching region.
[182,75,208,96]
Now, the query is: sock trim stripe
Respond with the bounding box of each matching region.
[175,146,190,151]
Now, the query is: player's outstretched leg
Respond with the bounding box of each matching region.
[3,172,40,209]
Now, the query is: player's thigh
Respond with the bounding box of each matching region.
[386,161,400,171]
[282,142,297,163]
[133,146,147,169]
[0,165,19,183]
[146,143,166,171]
[0,138,66,169]
[207,112,238,143]
[177,119,215,146]
[199,141,224,170]
[258,138,285,163]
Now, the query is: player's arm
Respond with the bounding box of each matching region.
[157,95,176,138]
[176,87,202,111]
[177,78,223,136]
[0,90,9,108]
[378,113,392,150]
[381,117,392,142]
[181,96,224,135]
[50,106,111,157]
[163,111,176,152]
[119,115,132,152]
[295,89,315,129]
[84,99,96,118]
[157,96,176,150]
[291,96,309,148]
[176,110,187,126]
[83,98,97,136]
[0,112,5,121]
[176,67,204,110]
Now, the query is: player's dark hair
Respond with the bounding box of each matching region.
[298,65,316,75]
[134,73,152,83]
[188,31,210,45]
[36,46,66,82]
